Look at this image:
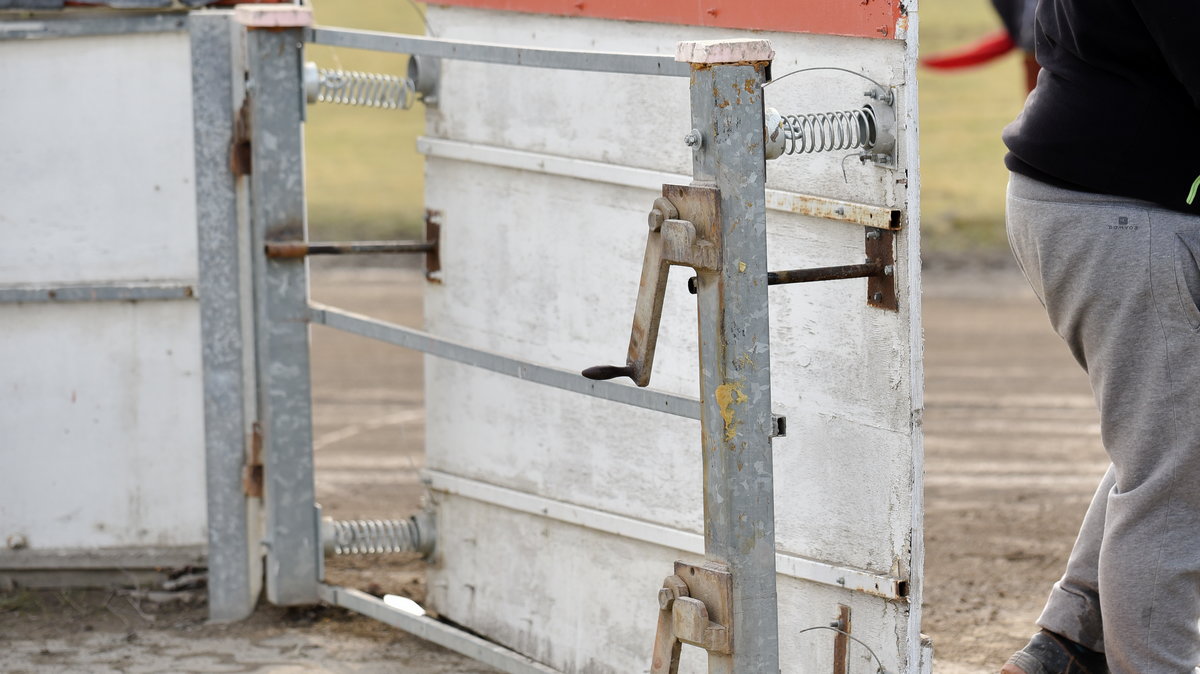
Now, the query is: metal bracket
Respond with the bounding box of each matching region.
[833,604,852,674]
[865,227,897,311]
[242,421,264,498]
[425,209,442,283]
[582,184,720,387]
[650,562,735,673]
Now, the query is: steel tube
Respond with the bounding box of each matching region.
[0,284,193,304]
[319,585,561,674]
[247,24,321,606]
[192,11,257,623]
[305,27,690,77]
[688,51,781,672]
[309,303,701,420]
[265,240,435,258]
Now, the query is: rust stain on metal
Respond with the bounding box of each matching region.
[833,604,853,674]
[764,191,901,230]
[866,228,899,311]
[266,218,304,242]
[715,381,746,441]
[242,421,264,498]
[230,98,252,177]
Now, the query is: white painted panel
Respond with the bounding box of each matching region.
[425,161,914,572]
[0,301,207,549]
[424,7,911,207]
[423,6,922,671]
[0,31,199,285]
[430,494,911,674]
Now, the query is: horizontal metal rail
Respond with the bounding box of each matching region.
[0,283,195,304]
[318,584,561,674]
[265,240,435,258]
[306,27,690,78]
[417,136,902,229]
[426,470,908,601]
[0,13,188,41]
[308,303,701,420]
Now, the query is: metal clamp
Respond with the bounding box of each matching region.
[650,562,735,673]
[582,184,720,387]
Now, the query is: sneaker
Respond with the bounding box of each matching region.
[1001,630,1108,674]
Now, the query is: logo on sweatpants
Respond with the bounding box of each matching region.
[1109,216,1139,231]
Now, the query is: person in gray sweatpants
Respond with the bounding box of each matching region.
[998,0,1200,671]
[1005,174,1200,672]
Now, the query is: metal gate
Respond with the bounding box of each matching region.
[192,5,927,672]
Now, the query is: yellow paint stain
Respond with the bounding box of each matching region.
[715,381,748,442]
[737,261,746,273]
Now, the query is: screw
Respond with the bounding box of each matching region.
[684,129,702,149]
[884,264,894,276]
[866,229,881,240]
[872,292,884,303]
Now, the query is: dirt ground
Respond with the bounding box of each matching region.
[0,260,1106,673]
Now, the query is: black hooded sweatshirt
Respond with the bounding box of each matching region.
[1003,0,1200,214]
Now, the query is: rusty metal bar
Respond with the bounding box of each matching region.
[265,240,436,258]
[769,261,886,285]
[685,261,888,294]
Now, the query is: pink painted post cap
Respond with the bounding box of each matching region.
[675,39,775,64]
[234,4,314,28]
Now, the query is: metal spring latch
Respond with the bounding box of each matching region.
[321,512,435,556]
[764,100,896,164]
[304,62,416,110]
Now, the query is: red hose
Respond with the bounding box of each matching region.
[923,30,1016,70]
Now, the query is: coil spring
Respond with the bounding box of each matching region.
[315,68,416,110]
[331,518,424,555]
[777,108,876,155]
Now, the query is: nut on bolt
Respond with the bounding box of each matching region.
[684,129,702,149]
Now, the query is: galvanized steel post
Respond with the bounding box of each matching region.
[243,7,321,606]
[681,39,780,673]
[192,10,257,622]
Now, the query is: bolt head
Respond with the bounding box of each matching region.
[872,292,884,302]
[658,587,675,610]
[648,209,665,232]
[883,264,895,276]
[684,130,702,148]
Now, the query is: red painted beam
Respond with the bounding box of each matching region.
[429,0,905,40]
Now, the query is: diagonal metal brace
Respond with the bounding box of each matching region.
[582,184,720,387]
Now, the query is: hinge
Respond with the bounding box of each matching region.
[242,421,264,497]
[231,97,252,177]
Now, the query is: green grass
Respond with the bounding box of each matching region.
[305,1,428,240]
[919,0,1029,252]
[304,0,1022,251]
